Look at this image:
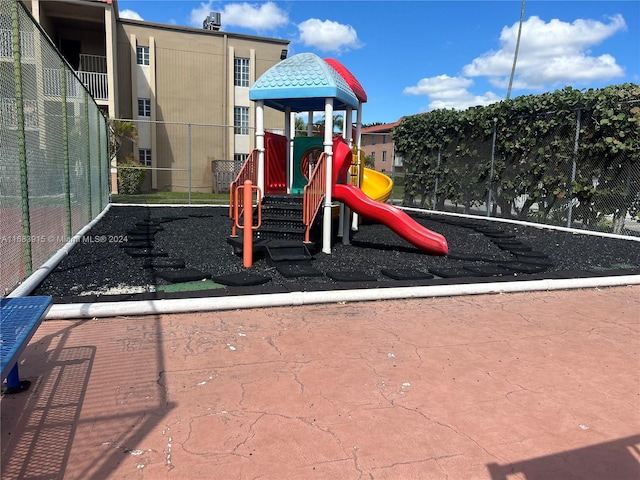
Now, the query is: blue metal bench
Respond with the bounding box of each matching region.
[1,296,52,395]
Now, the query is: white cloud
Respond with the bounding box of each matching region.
[463,14,627,89]
[297,18,362,53]
[189,1,288,31]
[404,14,627,111]
[119,9,143,21]
[404,75,501,110]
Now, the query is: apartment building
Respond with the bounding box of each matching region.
[22,0,119,115]
[22,0,289,192]
[361,121,403,174]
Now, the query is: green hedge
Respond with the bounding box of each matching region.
[117,162,146,195]
[393,83,640,231]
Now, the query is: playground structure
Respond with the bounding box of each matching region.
[229,53,448,258]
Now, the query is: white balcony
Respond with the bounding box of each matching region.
[77,71,108,100]
[77,54,108,101]
[42,54,108,101]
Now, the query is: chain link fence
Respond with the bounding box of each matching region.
[112,118,255,202]
[399,104,640,237]
[1,1,109,295]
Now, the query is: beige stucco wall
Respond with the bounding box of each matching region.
[116,20,288,192]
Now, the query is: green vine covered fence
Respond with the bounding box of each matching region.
[393,83,640,235]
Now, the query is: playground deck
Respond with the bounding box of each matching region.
[1,286,639,480]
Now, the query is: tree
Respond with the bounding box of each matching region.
[108,119,145,194]
[364,154,375,169]
[108,119,138,163]
[317,114,344,134]
[294,116,307,136]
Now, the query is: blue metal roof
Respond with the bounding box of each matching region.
[249,53,359,112]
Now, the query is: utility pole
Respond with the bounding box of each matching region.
[506,0,526,100]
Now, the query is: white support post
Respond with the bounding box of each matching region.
[339,106,353,244]
[352,104,364,231]
[307,111,314,136]
[322,98,334,254]
[256,100,265,192]
[355,104,363,148]
[345,106,353,144]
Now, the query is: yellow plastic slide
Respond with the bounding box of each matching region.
[361,168,393,203]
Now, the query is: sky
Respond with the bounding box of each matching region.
[117,0,640,125]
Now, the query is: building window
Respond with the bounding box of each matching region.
[139,148,152,166]
[0,30,34,59]
[138,98,151,117]
[234,57,249,87]
[382,135,387,145]
[136,46,149,65]
[371,134,376,146]
[234,106,249,135]
[1,98,38,129]
[370,152,375,165]
[0,30,11,58]
[382,151,387,163]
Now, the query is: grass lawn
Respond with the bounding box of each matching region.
[110,191,230,204]
[111,183,406,205]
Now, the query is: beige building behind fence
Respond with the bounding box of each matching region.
[23,0,289,193]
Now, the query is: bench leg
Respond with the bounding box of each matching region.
[2,363,31,395]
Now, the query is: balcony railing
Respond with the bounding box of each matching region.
[78,54,108,101]
[79,54,106,73]
[77,71,108,100]
[43,68,81,98]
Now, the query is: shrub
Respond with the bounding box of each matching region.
[118,161,146,194]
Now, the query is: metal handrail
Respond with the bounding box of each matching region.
[229,149,258,236]
[303,152,327,243]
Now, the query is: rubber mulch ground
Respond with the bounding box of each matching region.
[29,205,640,302]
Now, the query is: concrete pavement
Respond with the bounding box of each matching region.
[1,285,639,479]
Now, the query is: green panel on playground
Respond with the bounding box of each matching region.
[292,137,323,194]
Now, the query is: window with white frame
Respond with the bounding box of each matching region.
[382,151,387,163]
[234,57,249,87]
[0,30,11,58]
[234,106,249,135]
[138,98,151,117]
[136,46,150,66]
[0,30,34,59]
[139,148,152,166]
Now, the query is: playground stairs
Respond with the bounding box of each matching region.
[227,194,315,262]
[258,194,306,242]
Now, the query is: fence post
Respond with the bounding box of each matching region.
[487,118,497,217]
[96,108,103,204]
[12,1,32,275]
[188,122,192,205]
[433,148,441,210]
[84,91,92,218]
[60,64,72,237]
[567,109,581,228]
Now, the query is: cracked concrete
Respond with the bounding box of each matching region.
[1,286,639,479]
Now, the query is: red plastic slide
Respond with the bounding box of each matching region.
[331,137,448,255]
[333,184,448,255]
